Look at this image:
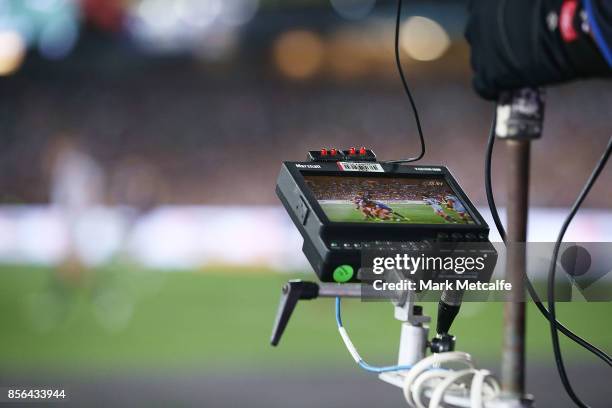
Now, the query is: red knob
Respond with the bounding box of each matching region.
[349,147,356,155]
[330,148,337,155]
[321,148,328,156]
[359,147,367,155]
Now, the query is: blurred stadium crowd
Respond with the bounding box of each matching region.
[305,176,451,201]
[0,0,610,270]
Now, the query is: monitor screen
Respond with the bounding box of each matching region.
[303,174,475,225]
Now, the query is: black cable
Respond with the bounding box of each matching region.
[484,113,612,370]
[385,0,610,400]
[385,0,426,164]
[484,115,507,243]
[547,137,612,408]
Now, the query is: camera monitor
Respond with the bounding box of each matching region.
[276,159,493,282]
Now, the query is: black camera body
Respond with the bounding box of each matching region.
[276,149,496,283]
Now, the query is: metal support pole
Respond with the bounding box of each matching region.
[495,88,545,404]
[501,139,530,396]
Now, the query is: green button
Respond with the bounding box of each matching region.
[333,265,354,283]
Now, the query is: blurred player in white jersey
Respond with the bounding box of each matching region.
[445,194,469,223]
[423,197,455,223]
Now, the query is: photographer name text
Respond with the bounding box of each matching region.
[372,279,512,292]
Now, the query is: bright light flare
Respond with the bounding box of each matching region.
[173,0,222,29]
[0,30,26,76]
[400,16,450,62]
[273,30,324,80]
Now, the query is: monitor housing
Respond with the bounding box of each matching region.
[276,160,491,282]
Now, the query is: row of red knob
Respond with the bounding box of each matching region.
[320,147,367,156]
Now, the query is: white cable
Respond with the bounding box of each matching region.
[470,369,501,407]
[338,326,361,363]
[334,298,500,406]
[411,369,447,408]
[469,369,487,408]
[403,352,473,407]
[428,368,476,408]
[402,352,501,408]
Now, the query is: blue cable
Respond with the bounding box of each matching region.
[335,297,414,373]
[335,297,343,326]
[583,0,612,67]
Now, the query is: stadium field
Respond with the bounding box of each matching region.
[0,265,608,372]
[320,203,471,224]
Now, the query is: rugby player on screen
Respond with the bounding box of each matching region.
[423,197,455,223]
[353,192,408,222]
[445,194,470,223]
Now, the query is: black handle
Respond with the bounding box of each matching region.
[436,300,461,335]
[270,280,319,346]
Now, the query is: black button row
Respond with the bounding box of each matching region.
[330,233,489,251]
[437,232,488,242]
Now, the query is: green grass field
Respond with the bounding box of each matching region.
[321,203,472,224]
[0,264,609,373]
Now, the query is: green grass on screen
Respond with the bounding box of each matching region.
[321,203,471,224]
